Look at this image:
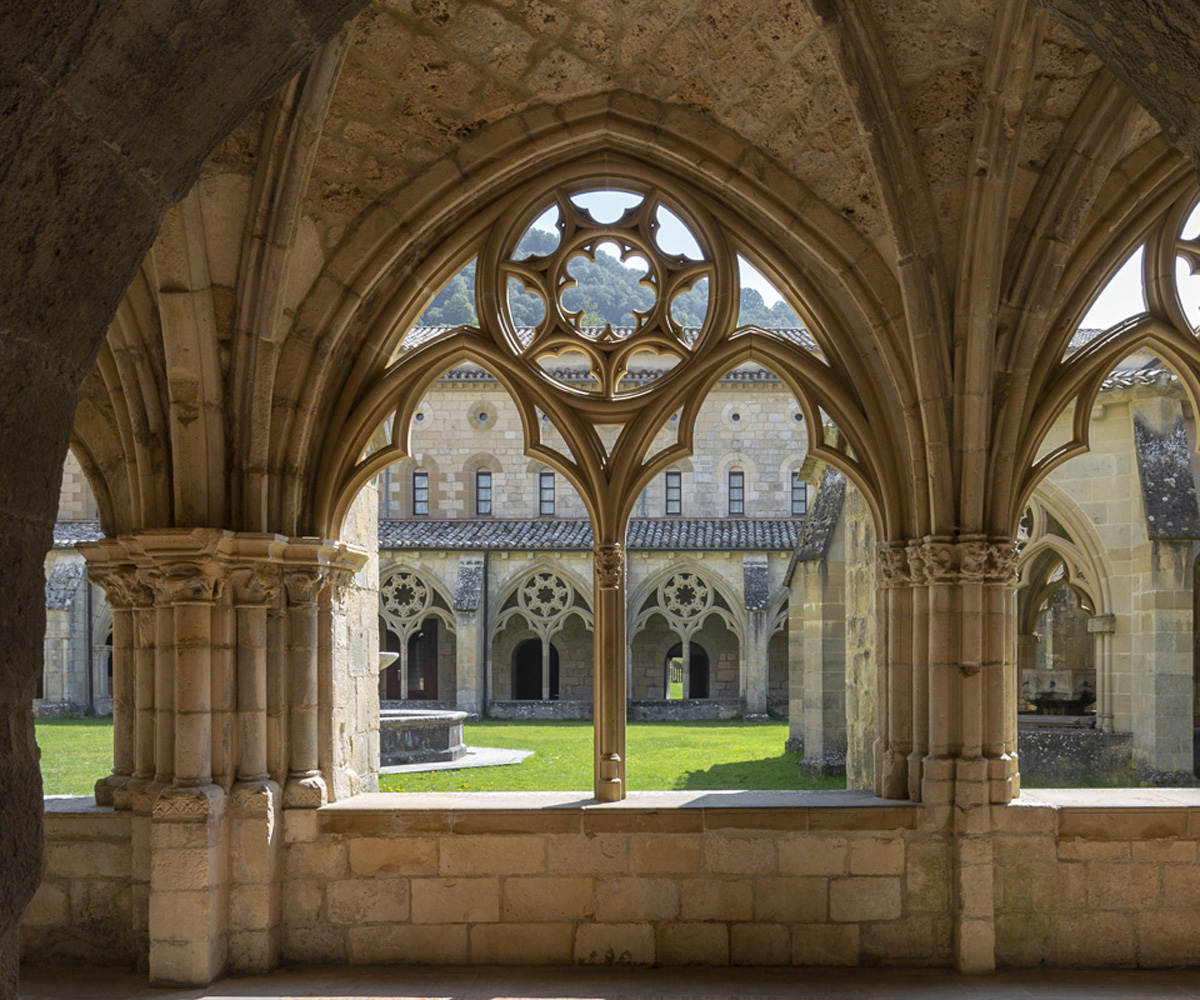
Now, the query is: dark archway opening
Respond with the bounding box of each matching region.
[407,618,439,700]
[513,638,559,700]
[665,642,709,699]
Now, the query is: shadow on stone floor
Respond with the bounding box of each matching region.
[19,965,1200,1000]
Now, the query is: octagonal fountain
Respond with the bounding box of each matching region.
[378,651,467,766]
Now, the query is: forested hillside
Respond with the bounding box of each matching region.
[419,227,803,330]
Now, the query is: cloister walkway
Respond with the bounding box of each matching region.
[18,965,1200,1000]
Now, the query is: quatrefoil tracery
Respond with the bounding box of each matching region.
[488,188,732,399]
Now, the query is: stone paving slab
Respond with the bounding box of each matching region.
[20,964,1200,999]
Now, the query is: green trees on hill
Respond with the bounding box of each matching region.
[418,228,803,330]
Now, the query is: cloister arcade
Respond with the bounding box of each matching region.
[16,2,1200,993]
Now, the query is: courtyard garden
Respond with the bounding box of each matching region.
[35,716,843,795]
[38,716,1144,794]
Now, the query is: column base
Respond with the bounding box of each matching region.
[94,773,133,808]
[283,773,327,809]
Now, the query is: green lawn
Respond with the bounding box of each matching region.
[380,718,843,793]
[36,716,115,795]
[36,715,844,795]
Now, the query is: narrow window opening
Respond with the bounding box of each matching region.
[412,470,429,517]
[665,470,682,516]
[791,472,808,517]
[476,469,493,516]
[539,471,555,516]
[728,469,745,516]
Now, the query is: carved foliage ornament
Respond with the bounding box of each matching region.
[593,544,625,588]
[876,537,1019,587]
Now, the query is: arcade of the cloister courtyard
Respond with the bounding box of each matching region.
[12,2,1200,997]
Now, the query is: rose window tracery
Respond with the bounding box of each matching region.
[520,572,570,621]
[660,572,711,620]
[380,571,431,624]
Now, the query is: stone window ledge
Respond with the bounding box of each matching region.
[318,789,921,835]
[1010,788,1200,839]
[40,788,1200,842]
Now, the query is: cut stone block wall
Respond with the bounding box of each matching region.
[23,791,1200,971]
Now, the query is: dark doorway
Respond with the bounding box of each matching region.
[380,618,403,700]
[513,638,559,700]
[407,618,439,700]
[665,642,709,699]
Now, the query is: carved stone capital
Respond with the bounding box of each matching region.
[879,536,1020,588]
[876,543,912,587]
[88,564,145,610]
[152,783,225,822]
[593,543,625,589]
[154,562,221,604]
[283,568,326,606]
[230,564,282,607]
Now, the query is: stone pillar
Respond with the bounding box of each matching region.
[148,556,227,988]
[454,556,486,716]
[227,563,283,974]
[87,566,137,806]
[742,554,770,719]
[1088,613,1117,732]
[1131,540,1195,775]
[875,536,1019,806]
[283,568,327,809]
[786,578,805,753]
[875,535,1018,975]
[796,558,846,775]
[593,542,626,801]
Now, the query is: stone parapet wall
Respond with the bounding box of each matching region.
[23,790,1200,971]
[993,791,1200,967]
[281,793,939,967]
[20,799,133,965]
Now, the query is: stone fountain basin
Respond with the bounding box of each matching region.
[380,708,468,766]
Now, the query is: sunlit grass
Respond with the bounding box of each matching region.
[36,716,114,795]
[379,718,844,793]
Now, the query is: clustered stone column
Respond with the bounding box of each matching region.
[875,534,1019,974]
[593,542,626,802]
[79,530,364,984]
[875,535,1019,807]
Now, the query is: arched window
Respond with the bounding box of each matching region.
[728,469,744,516]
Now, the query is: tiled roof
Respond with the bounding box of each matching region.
[57,518,799,554]
[379,518,803,552]
[53,521,102,548]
